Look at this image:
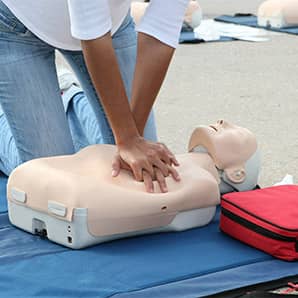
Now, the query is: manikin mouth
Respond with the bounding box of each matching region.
[209,125,218,131]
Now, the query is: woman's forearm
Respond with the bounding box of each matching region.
[81,33,139,144]
[130,32,175,136]
[81,32,179,191]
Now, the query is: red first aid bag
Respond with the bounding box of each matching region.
[220,185,298,261]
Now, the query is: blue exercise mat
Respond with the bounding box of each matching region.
[215,14,298,35]
[1,172,298,297]
[179,31,234,44]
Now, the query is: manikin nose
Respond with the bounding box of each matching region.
[210,120,225,131]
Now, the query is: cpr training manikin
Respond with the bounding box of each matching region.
[7,120,260,249]
[258,0,298,28]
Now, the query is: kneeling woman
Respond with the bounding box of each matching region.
[0,0,189,191]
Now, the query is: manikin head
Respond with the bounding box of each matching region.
[258,0,298,28]
[188,120,260,193]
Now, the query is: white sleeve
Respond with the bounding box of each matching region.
[136,0,189,48]
[67,0,112,40]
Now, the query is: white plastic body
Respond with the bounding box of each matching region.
[8,200,216,249]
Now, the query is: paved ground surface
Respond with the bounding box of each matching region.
[155,0,298,187]
[57,0,298,187]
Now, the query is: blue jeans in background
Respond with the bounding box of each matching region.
[0,2,157,176]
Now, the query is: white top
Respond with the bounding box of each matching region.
[2,0,188,50]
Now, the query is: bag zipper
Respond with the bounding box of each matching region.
[221,197,298,232]
[221,208,298,250]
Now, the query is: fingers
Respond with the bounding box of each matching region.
[116,138,180,191]
[157,143,180,167]
[130,161,144,181]
[130,160,154,182]
[155,168,168,193]
[143,170,154,193]
[167,151,180,167]
[157,146,171,165]
[154,165,180,193]
[112,154,133,176]
[111,155,121,177]
[113,157,180,194]
[143,168,168,193]
[113,152,181,194]
[168,165,181,181]
[152,158,169,177]
[148,144,179,176]
[143,165,181,193]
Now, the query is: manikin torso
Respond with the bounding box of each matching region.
[7,120,259,237]
[8,146,220,236]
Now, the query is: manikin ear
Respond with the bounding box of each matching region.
[224,166,246,184]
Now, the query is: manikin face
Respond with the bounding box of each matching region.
[189,120,258,184]
[208,119,240,135]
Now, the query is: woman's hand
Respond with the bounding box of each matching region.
[111,136,180,193]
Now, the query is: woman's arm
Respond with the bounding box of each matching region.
[68,0,184,192]
[131,0,189,134]
[130,33,174,136]
[81,34,138,146]
[82,34,176,186]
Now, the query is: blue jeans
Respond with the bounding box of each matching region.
[0,2,157,176]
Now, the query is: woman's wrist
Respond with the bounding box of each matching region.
[115,127,141,146]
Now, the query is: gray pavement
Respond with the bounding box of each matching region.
[156,0,298,187]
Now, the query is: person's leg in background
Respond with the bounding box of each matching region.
[0,2,75,175]
[60,12,158,145]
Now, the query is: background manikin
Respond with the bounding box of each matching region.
[258,0,298,28]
